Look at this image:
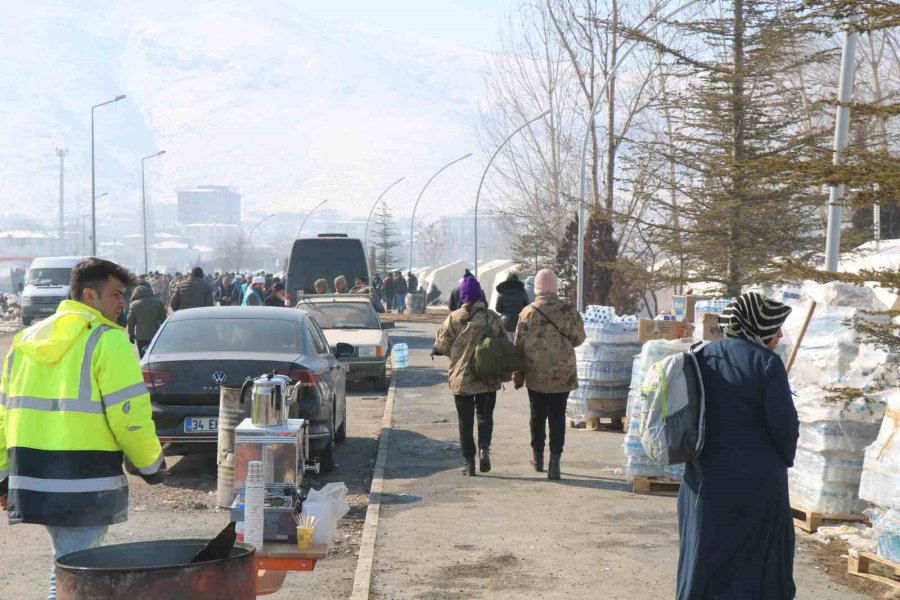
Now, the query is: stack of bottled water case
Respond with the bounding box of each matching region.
[568,306,641,423]
[393,343,409,368]
[623,338,693,480]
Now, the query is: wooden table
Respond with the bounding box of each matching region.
[255,542,328,596]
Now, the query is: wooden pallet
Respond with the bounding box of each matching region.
[848,552,900,590]
[789,504,867,533]
[566,417,625,431]
[632,476,681,496]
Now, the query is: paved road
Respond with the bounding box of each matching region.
[368,321,874,600]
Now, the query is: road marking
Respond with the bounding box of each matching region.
[350,366,397,599]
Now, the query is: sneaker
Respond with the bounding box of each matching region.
[479,449,491,473]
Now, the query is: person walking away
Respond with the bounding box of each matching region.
[433,277,505,476]
[0,258,166,600]
[372,273,383,303]
[393,271,408,313]
[427,283,441,306]
[496,273,529,342]
[406,271,419,300]
[513,269,585,480]
[242,276,266,306]
[127,285,167,358]
[161,274,172,308]
[676,292,796,600]
[264,282,286,307]
[334,276,350,294]
[314,279,329,294]
[171,267,213,311]
[449,269,474,312]
[383,273,395,311]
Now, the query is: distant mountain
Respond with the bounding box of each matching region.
[0,0,491,234]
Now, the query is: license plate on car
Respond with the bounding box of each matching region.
[40,307,55,313]
[184,417,218,432]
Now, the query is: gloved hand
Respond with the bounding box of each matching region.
[139,458,168,485]
[129,336,136,345]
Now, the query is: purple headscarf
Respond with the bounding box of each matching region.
[459,277,484,303]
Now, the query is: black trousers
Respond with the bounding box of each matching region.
[137,340,152,359]
[528,390,569,455]
[454,392,497,461]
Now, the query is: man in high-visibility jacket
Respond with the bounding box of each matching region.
[0,257,166,600]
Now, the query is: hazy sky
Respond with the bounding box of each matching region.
[289,0,512,51]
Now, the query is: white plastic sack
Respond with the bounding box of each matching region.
[859,392,900,510]
[301,482,350,545]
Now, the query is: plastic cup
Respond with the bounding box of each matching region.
[296,526,314,549]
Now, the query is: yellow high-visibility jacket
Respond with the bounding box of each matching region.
[0,300,164,526]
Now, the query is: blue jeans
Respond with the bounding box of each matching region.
[395,293,407,313]
[46,525,108,600]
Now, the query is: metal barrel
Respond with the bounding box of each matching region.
[56,540,256,600]
[217,384,244,508]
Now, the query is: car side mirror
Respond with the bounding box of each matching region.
[334,342,355,358]
[381,321,395,330]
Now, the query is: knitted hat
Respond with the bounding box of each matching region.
[459,277,483,303]
[534,269,558,295]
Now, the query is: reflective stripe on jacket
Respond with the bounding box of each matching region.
[0,299,163,527]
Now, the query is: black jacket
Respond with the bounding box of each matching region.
[394,276,408,295]
[449,286,462,312]
[495,279,529,332]
[171,275,214,311]
[127,286,167,341]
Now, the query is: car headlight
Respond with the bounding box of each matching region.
[21,296,32,306]
[358,346,377,358]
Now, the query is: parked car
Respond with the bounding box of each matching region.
[297,294,393,390]
[20,256,87,325]
[285,234,369,304]
[139,306,352,471]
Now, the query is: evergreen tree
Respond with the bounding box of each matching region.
[373,202,399,276]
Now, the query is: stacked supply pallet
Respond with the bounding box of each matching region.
[567,306,641,425]
[623,338,694,483]
[860,392,900,566]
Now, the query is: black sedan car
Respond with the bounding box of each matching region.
[140,306,351,470]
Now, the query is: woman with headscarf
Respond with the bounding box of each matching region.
[677,292,798,600]
[513,269,586,480]
[433,277,506,476]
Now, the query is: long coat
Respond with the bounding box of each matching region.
[514,294,585,393]
[677,337,798,600]
[434,301,505,396]
[495,279,529,332]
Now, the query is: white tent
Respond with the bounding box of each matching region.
[476,260,514,307]
[423,260,472,303]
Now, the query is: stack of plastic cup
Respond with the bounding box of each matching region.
[244,460,265,551]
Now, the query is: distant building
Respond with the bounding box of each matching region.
[0,230,57,261]
[177,185,242,226]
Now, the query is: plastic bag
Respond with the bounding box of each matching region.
[301,482,350,545]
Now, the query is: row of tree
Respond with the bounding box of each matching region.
[481,0,900,314]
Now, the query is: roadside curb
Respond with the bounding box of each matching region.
[350,365,397,599]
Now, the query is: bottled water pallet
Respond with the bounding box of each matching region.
[566,417,624,431]
[632,476,680,496]
[847,552,900,590]
[789,503,867,533]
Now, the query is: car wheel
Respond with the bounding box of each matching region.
[335,400,347,443]
[22,316,32,326]
[317,437,336,473]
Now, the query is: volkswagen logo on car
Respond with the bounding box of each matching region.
[211,371,227,385]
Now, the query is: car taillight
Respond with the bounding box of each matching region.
[376,346,384,357]
[285,290,292,306]
[142,368,173,390]
[275,367,318,387]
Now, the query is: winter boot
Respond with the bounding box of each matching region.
[462,460,476,476]
[479,448,491,473]
[530,450,544,472]
[548,453,561,480]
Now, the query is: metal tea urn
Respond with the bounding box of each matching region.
[242,373,292,426]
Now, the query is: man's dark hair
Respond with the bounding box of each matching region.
[273,282,285,292]
[191,266,204,278]
[70,258,136,301]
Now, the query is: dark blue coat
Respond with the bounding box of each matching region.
[677,337,799,600]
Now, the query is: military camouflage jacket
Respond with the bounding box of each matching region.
[434,301,506,395]
[514,294,586,393]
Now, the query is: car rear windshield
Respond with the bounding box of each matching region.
[299,302,379,329]
[27,268,71,287]
[287,238,367,294]
[151,318,303,354]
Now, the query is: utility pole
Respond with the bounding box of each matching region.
[56,148,69,254]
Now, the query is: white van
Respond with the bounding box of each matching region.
[21,256,87,326]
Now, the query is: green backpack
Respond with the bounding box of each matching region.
[472,313,522,380]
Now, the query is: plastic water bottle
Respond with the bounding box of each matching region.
[393,343,408,369]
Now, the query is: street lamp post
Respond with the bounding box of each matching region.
[55,148,69,255]
[91,94,126,256]
[364,177,405,258]
[574,0,704,311]
[82,192,108,254]
[141,150,166,274]
[408,153,472,273]
[473,111,549,277]
[296,199,330,238]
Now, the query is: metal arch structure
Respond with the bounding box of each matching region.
[295,199,330,238]
[408,153,473,273]
[364,176,405,252]
[574,0,707,311]
[473,110,550,277]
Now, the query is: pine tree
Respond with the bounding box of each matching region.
[373,202,399,276]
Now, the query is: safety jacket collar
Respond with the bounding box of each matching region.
[14,300,123,365]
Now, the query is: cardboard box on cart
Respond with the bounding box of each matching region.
[638,319,693,342]
[672,295,713,322]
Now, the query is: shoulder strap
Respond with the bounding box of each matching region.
[532,305,574,345]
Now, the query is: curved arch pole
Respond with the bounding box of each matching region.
[474,110,550,277]
[409,153,473,273]
[364,176,406,257]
